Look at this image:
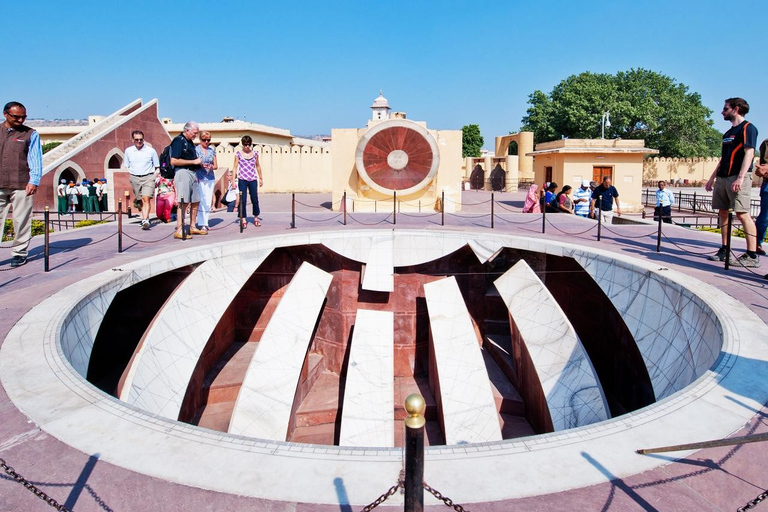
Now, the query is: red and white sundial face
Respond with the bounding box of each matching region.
[355,120,440,195]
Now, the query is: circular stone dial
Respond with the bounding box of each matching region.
[355,120,440,195]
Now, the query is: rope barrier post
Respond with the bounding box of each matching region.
[342,191,346,226]
[404,394,425,512]
[125,191,131,219]
[441,191,445,226]
[692,191,697,214]
[491,192,494,229]
[291,192,296,229]
[596,196,602,242]
[725,209,733,271]
[239,192,244,233]
[541,196,546,234]
[44,207,50,272]
[117,198,123,253]
[393,190,397,225]
[656,203,663,253]
[677,190,682,212]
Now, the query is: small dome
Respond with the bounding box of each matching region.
[371,91,390,109]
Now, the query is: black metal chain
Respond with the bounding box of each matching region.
[122,230,176,243]
[0,457,71,511]
[347,213,393,226]
[294,213,343,223]
[361,472,404,511]
[423,481,470,512]
[737,488,768,511]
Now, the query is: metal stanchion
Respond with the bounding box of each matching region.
[125,191,131,218]
[117,199,123,253]
[677,190,682,212]
[692,191,697,214]
[656,204,663,253]
[725,210,733,270]
[342,191,347,226]
[44,207,50,272]
[491,192,494,229]
[393,190,397,225]
[441,191,445,226]
[291,192,296,229]
[239,192,244,233]
[541,197,546,234]
[596,196,602,241]
[404,394,425,512]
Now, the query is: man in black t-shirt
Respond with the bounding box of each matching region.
[705,98,759,267]
[170,121,206,239]
[589,176,621,224]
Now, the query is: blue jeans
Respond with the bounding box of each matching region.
[238,179,260,218]
[756,181,768,246]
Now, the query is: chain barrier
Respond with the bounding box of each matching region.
[737,489,768,511]
[361,472,404,511]
[444,197,491,206]
[347,213,394,226]
[294,213,343,223]
[493,214,543,225]
[0,235,33,249]
[445,212,489,219]
[0,457,71,511]
[660,232,720,256]
[49,231,118,250]
[494,202,522,213]
[423,481,470,512]
[544,217,599,237]
[601,224,659,240]
[122,230,176,244]
[293,199,342,209]
[398,211,441,218]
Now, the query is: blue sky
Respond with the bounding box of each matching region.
[9,1,767,148]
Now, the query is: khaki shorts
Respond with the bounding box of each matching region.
[712,173,752,213]
[130,173,155,199]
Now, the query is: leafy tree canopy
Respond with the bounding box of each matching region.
[520,69,722,157]
[462,124,484,158]
[42,141,62,154]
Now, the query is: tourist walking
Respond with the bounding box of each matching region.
[522,184,541,213]
[232,135,263,228]
[573,180,591,218]
[555,185,574,213]
[155,175,175,223]
[170,121,206,239]
[0,101,42,268]
[125,130,158,230]
[195,131,217,232]
[754,137,768,255]
[705,98,759,267]
[56,178,67,213]
[590,176,621,224]
[654,180,674,224]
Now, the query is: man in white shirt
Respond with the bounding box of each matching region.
[655,180,675,224]
[573,180,592,218]
[56,179,67,213]
[124,130,159,230]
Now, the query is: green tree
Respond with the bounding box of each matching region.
[42,141,62,154]
[462,124,484,158]
[521,69,721,157]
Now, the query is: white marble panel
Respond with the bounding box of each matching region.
[120,250,271,419]
[574,253,721,399]
[361,234,394,292]
[468,239,504,264]
[423,277,503,445]
[229,262,333,440]
[494,260,609,430]
[339,309,395,447]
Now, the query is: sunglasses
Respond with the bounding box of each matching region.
[6,113,26,120]
[242,143,252,147]
[201,138,211,142]
[134,138,144,142]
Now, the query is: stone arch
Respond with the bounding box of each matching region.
[104,148,124,175]
[53,160,86,188]
[508,141,518,156]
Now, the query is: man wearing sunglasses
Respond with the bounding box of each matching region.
[0,101,42,268]
[125,129,159,230]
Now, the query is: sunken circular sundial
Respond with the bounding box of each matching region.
[355,119,440,195]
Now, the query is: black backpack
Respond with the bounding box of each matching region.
[159,144,174,179]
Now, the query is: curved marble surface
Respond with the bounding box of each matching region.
[1,229,766,506]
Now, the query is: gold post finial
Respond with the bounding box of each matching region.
[404,393,426,429]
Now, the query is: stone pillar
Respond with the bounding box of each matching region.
[518,132,534,181]
[506,155,519,192]
[484,156,493,191]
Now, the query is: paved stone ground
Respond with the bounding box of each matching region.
[1,191,767,511]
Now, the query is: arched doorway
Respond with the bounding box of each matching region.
[59,167,78,184]
[108,154,122,169]
[508,141,518,156]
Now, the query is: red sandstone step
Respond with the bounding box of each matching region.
[293,371,340,428]
[205,342,259,404]
[196,401,235,433]
[499,413,536,439]
[248,286,287,342]
[289,421,335,445]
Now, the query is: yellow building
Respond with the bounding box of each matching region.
[528,139,659,213]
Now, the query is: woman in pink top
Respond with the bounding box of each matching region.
[232,135,264,228]
[522,184,541,213]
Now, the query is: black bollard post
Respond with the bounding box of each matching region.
[291,192,296,229]
[44,207,50,272]
[125,191,131,219]
[342,191,347,226]
[725,210,734,271]
[677,191,682,212]
[117,199,123,253]
[239,192,244,233]
[491,192,494,229]
[404,394,425,512]
[393,190,397,225]
[441,191,445,226]
[656,203,663,253]
[692,191,697,214]
[596,196,603,242]
[541,196,546,234]
[180,197,187,241]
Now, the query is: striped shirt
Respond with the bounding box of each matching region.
[27,130,42,186]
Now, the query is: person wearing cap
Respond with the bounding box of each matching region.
[573,180,591,218]
[56,178,67,213]
[98,178,108,211]
[77,179,88,212]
